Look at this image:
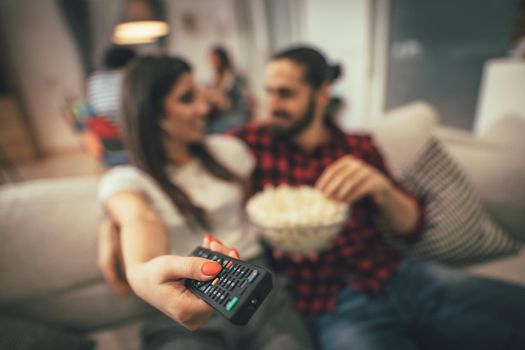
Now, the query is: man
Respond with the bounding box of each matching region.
[99,46,525,349]
[234,46,422,309]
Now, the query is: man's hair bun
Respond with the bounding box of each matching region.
[327,64,342,83]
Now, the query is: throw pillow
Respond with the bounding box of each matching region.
[391,137,522,266]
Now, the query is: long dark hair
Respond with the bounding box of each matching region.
[122,56,239,230]
[211,46,233,77]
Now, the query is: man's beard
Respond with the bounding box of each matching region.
[270,97,316,138]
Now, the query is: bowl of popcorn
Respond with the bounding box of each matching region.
[246,184,349,254]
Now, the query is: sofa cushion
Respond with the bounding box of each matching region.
[371,101,438,177]
[392,138,521,265]
[440,116,525,242]
[0,314,94,350]
[0,176,102,304]
[0,176,155,331]
[7,281,153,332]
[443,141,525,243]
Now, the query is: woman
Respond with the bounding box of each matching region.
[98,56,315,350]
[205,46,253,133]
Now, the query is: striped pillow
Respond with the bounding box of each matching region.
[393,138,521,265]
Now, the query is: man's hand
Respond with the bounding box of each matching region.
[271,156,395,263]
[315,154,420,237]
[315,155,393,205]
[97,218,132,296]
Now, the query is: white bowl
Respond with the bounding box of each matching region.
[246,185,350,253]
[249,212,349,253]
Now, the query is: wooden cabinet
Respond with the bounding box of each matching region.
[0,97,38,163]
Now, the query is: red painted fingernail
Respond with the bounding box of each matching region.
[201,261,222,276]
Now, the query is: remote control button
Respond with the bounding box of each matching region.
[247,270,259,283]
[219,294,226,305]
[211,278,220,286]
[229,281,237,291]
[219,269,227,278]
[226,261,233,269]
[204,285,213,295]
[239,280,248,290]
[193,280,203,287]
[226,297,239,311]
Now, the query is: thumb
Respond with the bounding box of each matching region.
[154,256,222,283]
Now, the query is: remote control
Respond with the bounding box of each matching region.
[185,246,273,325]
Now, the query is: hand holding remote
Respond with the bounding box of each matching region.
[126,234,240,331]
[185,245,273,325]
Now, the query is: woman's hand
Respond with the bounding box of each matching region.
[126,254,220,330]
[97,210,241,330]
[122,232,240,331]
[202,232,240,259]
[97,218,132,296]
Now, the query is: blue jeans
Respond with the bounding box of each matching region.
[311,258,525,350]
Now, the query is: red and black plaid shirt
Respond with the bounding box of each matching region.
[231,122,425,315]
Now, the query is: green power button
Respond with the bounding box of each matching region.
[226,296,239,311]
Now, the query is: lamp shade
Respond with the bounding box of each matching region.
[112,0,169,45]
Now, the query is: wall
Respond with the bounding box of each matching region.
[303,0,372,129]
[88,0,121,70]
[164,0,245,86]
[0,0,85,154]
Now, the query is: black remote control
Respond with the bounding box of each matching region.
[185,246,273,325]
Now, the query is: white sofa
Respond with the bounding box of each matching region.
[1,102,523,349]
[371,102,525,285]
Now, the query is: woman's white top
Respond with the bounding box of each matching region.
[98,135,261,259]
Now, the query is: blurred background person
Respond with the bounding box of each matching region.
[205,45,254,134]
[85,45,137,166]
[87,45,136,126]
